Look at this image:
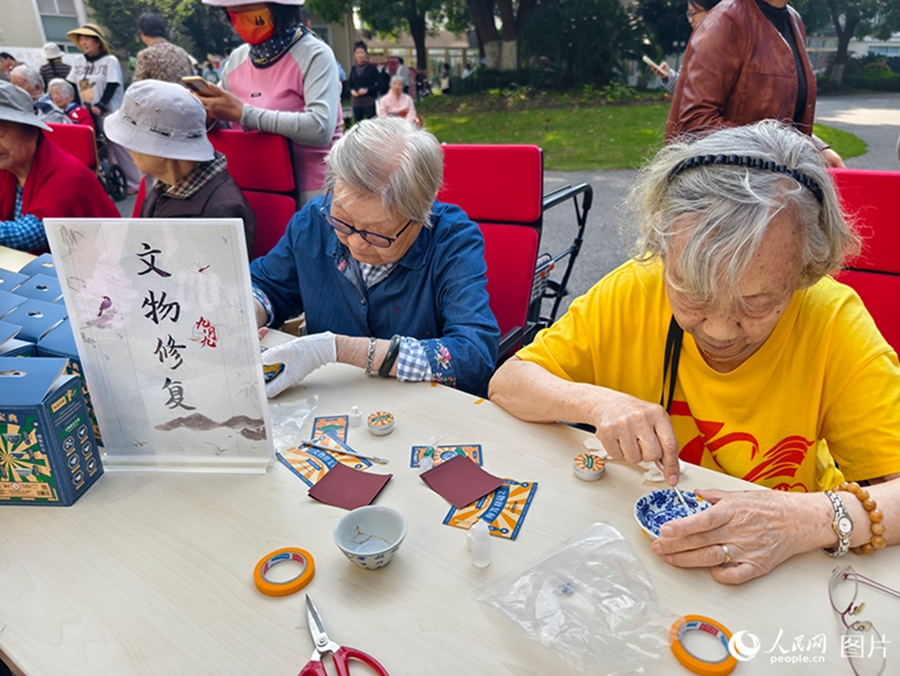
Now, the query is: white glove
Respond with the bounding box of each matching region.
[262,332,336,398]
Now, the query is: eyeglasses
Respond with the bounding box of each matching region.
[686,9,703,20]
[828,565,900,676]
[320,194,413,248]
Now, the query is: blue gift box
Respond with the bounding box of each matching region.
[14,274,63,304]
[37,320,103,446]
[0,357,103,506]
[0,291,27,319]
[18,253,57,278]
[0,320,35,357]
[0,268,28,293]
[2,299,68,343]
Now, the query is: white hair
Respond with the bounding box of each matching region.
[48,78,74,102]
[11,65,44,94]
[324,116,443,227]
[628,120,859,303]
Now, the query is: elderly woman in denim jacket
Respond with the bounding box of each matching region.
[251,116,499,397]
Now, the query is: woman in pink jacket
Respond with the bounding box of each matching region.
[198,0,343,208]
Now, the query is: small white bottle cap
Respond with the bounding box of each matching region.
[349,406,363,427]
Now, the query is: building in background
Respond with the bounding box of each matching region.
[0,0,88,65]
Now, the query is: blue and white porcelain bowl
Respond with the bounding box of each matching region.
[634,489,710,539]
[334,505,407,570]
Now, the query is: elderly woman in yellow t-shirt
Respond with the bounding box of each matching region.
[489,120,900,583]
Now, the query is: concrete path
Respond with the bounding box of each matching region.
[539,92,900,316]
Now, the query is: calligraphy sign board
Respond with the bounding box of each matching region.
[44,218,273,472]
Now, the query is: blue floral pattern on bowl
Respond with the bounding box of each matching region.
[633,489,709,539]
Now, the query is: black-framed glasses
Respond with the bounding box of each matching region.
[686,8,702,20]
[828,565,900,676]
[320,194,413,248]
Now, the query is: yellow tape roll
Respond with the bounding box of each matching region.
[670,615,737,676]
[253,547,315,597]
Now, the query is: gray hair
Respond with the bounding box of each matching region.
[11,65,44,93]
[324,116,442,227]
[629,120,859,303]
[48,78,74,101]
[390,75,404,86]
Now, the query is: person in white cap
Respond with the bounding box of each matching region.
[105,80,256,255]
[0,81,118,252]
[197,0,342,209]
[40,43,71,89]
[65,22,142,193]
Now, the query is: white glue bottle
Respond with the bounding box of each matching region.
[470,519,491,568]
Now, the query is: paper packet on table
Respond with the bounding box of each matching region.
[410,444,482,468]
[443,478,537,540]
[277,433,371,488]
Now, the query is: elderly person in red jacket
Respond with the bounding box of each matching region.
[0,81,118,253]
[665,0,843,168]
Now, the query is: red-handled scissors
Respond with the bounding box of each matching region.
[298,594,390,676]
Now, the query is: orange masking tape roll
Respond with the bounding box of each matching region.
[670,615,737,676]
[254,547,315,597]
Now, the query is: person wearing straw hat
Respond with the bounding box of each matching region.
[40,43,71,89]
[0,81,118,252]
[197,0,342,209]
[105,80,255,254]
[65,22,142,193]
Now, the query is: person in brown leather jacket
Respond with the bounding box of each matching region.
[666,0,844,167]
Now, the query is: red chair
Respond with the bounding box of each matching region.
[438,144,592,359]
[131,130,296,259]
[829,168,900,352]
[208,129,296,260]
[44,123,98,173]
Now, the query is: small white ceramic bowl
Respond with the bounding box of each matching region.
[634,489,710,539]
[334,505,407,570]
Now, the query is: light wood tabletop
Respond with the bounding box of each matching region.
[2,360,899,676]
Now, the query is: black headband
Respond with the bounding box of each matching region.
[667,153,824,204]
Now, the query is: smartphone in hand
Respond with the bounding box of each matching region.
[182,76,213,96]
[642,55,666,77]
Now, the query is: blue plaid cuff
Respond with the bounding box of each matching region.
[0,215,47,253]
[396,337,432,382]
[251,285,275,327]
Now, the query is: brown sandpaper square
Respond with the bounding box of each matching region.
[308,462,392,510]
[419,455,504,509]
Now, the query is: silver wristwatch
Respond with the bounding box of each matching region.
[823,491,853,557]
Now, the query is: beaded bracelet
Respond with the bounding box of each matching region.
[838,481,886,555]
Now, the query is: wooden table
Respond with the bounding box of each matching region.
[2,360,899,675]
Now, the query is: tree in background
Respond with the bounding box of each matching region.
[795,0,900,85]
[308,0,469,72]
[522,0,641,88]
[632,0,693,64]
[85,0,238,62]
[466,0,537,71]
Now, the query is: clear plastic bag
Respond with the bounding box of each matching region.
[476,522,667,673]
[268,395,318,453]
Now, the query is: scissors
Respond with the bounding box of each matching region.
[298,594,390,676]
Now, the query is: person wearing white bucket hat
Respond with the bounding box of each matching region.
[0,81,118,252]
[197,0,342,209]
[105,80,256,254]
[40,43,71,89]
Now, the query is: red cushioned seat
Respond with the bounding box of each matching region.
[44,123,98,172]
[834,270,900,353]
[830,168,900,274]
[208,129,295,193]
[438,144,593,360]
[244,191,295,259]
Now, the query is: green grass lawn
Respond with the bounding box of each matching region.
[423,104,867,171]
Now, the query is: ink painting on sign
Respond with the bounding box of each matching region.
[45,218,272,472]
